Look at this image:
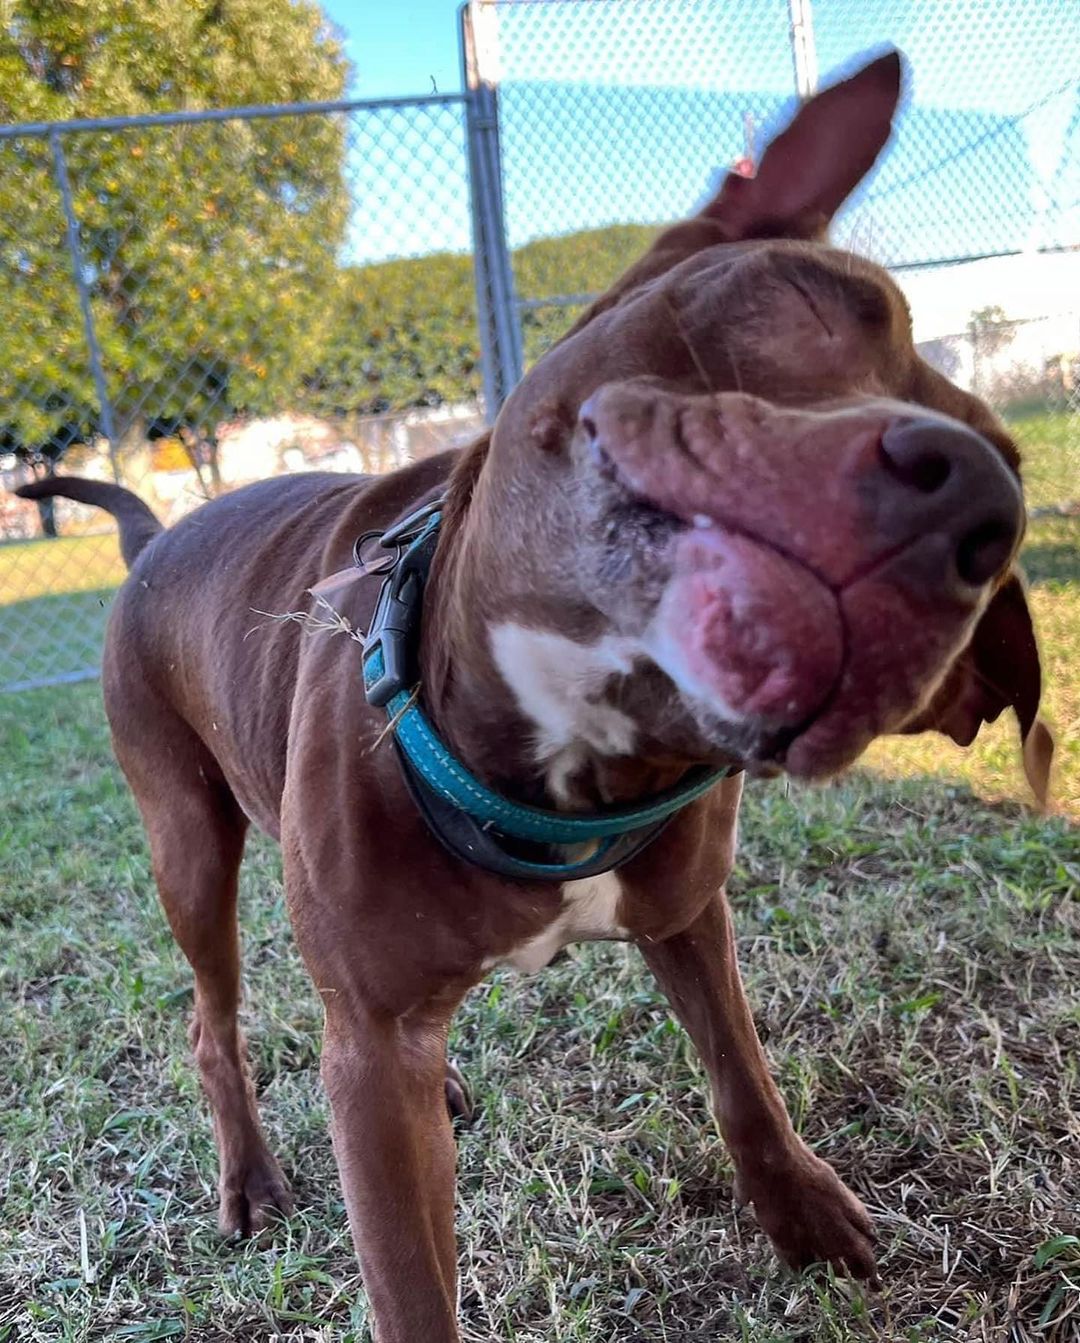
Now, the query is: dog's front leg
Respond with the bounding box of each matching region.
[639,892,877,1281]
[321,998,462,1343]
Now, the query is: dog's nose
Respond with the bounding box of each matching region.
[877,418,1024,589]
[579,391,653,448]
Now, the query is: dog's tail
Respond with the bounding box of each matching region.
[16,476,164,569]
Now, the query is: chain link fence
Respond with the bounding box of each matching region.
[3,0,1079,690]
[0,92,494,689]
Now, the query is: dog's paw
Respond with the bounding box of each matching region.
[218,1158,294,1239]
[445,1060,474,1126]
[734,1144,877,1282]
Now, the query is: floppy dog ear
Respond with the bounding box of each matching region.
[899,572,1054,806]
[563,51,902,341]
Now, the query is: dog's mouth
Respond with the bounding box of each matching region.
[588,435,685,537]
[586,439,843,759]
[645,526,852,765]
[586,433,981,781]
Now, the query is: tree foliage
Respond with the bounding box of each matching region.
[0,2,668,471]
[513,223,657,366]
[296,223,659,418]
[0,0,350,471]
[300,253,480,417]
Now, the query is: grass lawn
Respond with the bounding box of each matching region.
[2,686,1078,1342]
[0,534,126,687]
[1006,409,1079,515]
[1,409,1077,1340]
[0,533,126,605]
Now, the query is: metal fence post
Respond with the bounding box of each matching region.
[460,0,525,419]
[49,129,122,482]
[787,0,819,99]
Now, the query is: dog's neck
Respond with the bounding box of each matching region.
[417,442,694,813]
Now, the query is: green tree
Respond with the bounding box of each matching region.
[513,223,657,365]
[967,304,1013,356]
[300,253,481,418]
[0,0,350,489]
[967,304,1015,401]
[297,223,660,418]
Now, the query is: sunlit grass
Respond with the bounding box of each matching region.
[0,531,125,604]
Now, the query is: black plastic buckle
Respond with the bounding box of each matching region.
[362,501,444,708]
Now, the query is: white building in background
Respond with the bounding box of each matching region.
[2,402,487,540]
[901,250,1080,397]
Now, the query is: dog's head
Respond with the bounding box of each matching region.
[445,51,1051,803]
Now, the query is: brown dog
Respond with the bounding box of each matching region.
[20,51,1051,1342]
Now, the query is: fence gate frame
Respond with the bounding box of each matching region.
[0,75,520,691]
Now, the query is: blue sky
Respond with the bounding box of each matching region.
[323,0,462,99]
[322,2,1079,270]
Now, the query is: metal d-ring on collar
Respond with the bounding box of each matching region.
[358,498,734,882]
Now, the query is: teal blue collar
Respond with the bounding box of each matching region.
[358,500,735,881]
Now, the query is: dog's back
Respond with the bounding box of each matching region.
[22,455,457,835]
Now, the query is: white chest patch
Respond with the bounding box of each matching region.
[489,623,640,800]
[500,871,627,974]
